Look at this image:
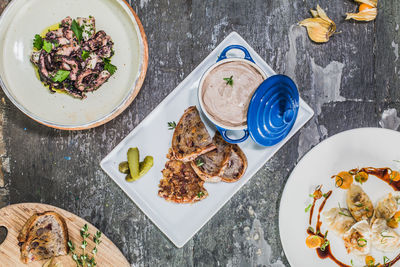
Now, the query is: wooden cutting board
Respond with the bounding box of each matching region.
[0,203,130,266]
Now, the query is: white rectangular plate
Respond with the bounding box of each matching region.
[101,32,314,248]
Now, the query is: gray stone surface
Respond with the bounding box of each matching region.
[0,0,399,266]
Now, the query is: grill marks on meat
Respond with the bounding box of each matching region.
[57,56,79,80]
[158,160,208,203]
[38,51,50,81]
[75,69,111,92]
[82,31,114,58]
[30,16,114,99]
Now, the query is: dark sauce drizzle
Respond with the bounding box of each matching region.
[307,167,400,267]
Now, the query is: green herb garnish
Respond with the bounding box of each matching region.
[167,121,176,130]
[355,203,364,207]
[357,238,367,247]
[103,58,117,75]
[223,75,233,86]
[82,50,91,60]
[338,211,352,217]
[320,239,329,251]
[52,70,70,82]
[322,193,328,198]
[305,204,312,212]
[195,158,204,167]
[383,256,390,264]
[309,194,315,198]
[33,34,43,50]
[334,175,344,188]
[197,191,205,198]
[381,232,395,243]
[43,40,53,53]
[338,203,352,217]
[68,224,102,267]
[71,19,83,43]
[349,169,357,175]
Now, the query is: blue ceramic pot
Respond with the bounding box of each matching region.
[198,45,299,146]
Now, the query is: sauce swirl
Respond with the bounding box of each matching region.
[307,167,400,267]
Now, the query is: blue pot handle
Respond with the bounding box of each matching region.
[217,45,255,63]
[217,126,250,144]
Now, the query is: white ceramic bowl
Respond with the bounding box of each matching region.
[0,0,148,130]
[198,58,267,131]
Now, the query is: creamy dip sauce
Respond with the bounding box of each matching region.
[201,61,264,127]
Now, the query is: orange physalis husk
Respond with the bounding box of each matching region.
[354,0,377,7]
[346,0,377,21]
[299,5,336,43]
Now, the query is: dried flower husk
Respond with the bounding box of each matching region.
[345,8,377,21]
[299,5,336,43]
[346,0,377,21]
[354,0,377,7]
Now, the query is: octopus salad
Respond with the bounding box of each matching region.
[30,16,117,99]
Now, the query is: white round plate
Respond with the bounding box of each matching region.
[0,0,148,130]
[279,128,400,267]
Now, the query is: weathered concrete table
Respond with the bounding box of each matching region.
[0,0,399,266]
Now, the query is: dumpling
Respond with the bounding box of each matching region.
[371,218,400,252]
[342,220,371,255]
[346,184,374,221]
[323,208,356,236]
[373,193,397,222]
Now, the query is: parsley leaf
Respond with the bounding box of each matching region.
[33,34,43,50]
[103,58,117,75]
[52,70,70,82]
[42,40,53,53]
[82,50,90,60]
[223,75,234,87]
[71,19,83,43]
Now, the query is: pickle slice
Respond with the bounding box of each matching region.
[138,156,154,177]
[123,148,154,182]
[127,148,140,179]
[118,161,130,174]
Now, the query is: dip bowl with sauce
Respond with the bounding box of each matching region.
[198,45,299,146]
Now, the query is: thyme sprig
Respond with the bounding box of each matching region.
[68,224,102,267]
[168,121,177,130]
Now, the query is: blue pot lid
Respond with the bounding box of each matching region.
[247,74,299,146]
